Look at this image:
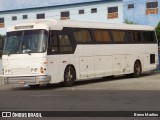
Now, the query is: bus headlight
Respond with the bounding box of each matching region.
[30,67,38,74]
[4,68,12,75]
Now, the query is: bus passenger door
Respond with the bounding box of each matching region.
[47,34,60,83]
[79,57,94,79]
[48,30,75,83]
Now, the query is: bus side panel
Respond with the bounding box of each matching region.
[94,56,113,77]
[113,55,124,75]
[123,55,132,74]
[79,56,94,79]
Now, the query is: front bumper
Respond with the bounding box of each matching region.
[4,75,51,85]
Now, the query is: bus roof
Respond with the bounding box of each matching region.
[8,19,155,32]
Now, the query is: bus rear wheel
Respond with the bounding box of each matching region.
[64,66,76,87]
[132,61,142,78]
[29,85,40,88]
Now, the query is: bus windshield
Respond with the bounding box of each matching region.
[3,30,48,55]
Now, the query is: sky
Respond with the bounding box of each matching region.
[0,0,101,11]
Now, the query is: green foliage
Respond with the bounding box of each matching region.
[156,22,160,42]
[124,19,135,24]
[0,34,3,42]
[0,34,4,42]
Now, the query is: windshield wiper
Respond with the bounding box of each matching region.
[23,49,31,55]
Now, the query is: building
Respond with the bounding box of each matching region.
[0,0,160,35]
[123,0,160,26]
[0,0,123,35]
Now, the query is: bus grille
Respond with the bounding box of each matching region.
[12,67,30,75]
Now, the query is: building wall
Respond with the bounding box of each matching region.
[123,0,160,26]
[0,1,123,35]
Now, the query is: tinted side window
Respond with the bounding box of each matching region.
[94,30,111,43]
[73,30,91,43]
[48,35,58,54]
[59,35,73,53]
[132,31,142,42]
[111,30,125,42]
[141,31,156,43]
[48,31,73,54]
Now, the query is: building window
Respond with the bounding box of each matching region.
[91,8,97,13]
[128,4,134,9]
[61,11,70,20]
[23,15,28,19]
[0,17,4,28]
[37,14,45,19]
[146,1,158,14]
[12,16,17,21]
[108,7,118,19]
[79,9,84,14]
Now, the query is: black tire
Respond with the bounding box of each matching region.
[29,85,40,88]
[64,66,76,87]
[132,61,142,78]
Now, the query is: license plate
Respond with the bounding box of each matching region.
[18,80,25,84]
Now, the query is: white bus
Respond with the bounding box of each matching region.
[2,19,158,87]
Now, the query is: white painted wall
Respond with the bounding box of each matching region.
[0,1,123,35]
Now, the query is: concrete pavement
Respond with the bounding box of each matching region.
[0,76,3,87]
[1,72,160,120]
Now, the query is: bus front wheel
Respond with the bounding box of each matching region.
[64,66,76,87]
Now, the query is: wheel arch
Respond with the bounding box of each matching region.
[134,59,142,71]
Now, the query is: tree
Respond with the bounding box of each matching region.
[0,34,4,43]
[156,22,160,42]
[124,19,136,24]
[0,34,2,40]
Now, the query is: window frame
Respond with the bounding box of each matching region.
[61,11,70,17]
[73,28,92,44]
[36,13,45,19]
[12,16,17,21]
[23,15,28,19]
[108,6,118,13]
[111,30,127,43]
[91,8,97,13]
[79,9,85,14]
[0,18,4,23]
[146,1,158,9]
[141,31,157,43]
[48,30,75,55]
[93,29,113,43]
[128,4,134,9]
[0,17,4,28]
[107,6,119,19]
